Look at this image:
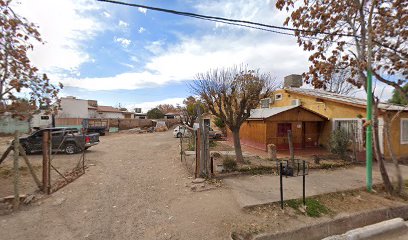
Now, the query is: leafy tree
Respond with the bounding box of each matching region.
[0,0,62,116]
[276,0,407,194]
[389,84,408,105]
[146,108,164,119]
[179,96,204,128]
[191,66,277,163]
[156,104,178,114]
[276,0,407,101]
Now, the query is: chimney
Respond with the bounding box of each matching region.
[283,74,303,88]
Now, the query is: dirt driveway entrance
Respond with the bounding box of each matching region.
[0,131,252,240]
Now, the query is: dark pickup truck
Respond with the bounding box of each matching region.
[19,128,100,154]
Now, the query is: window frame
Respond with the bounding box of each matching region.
[275,94,283,101]
[401,118,408,144]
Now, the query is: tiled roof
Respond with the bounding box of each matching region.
[249,106,299,119]
[286,88,407,111]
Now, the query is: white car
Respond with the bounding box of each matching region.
[173,125,191,138]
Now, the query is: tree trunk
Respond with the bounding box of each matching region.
[372,101,394,194]
[384,113,404,194]
[232,128,244,163]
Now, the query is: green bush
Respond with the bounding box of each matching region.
[329,129,350,159]
[209,140,217,148]
[286,198,330,217]
[223,156,237,171]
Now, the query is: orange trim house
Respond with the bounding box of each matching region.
[238,81,408,161]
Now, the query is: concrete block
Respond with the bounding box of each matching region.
[345,218,406,240]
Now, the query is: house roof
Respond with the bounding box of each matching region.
[97,106,122,113]
[165,112,181,116]
[249,106,299,119]
[286,88,407,111]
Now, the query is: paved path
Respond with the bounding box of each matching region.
[224,164,408,208]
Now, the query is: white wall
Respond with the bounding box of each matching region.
[98,112,124,119]
[58,98,89,118]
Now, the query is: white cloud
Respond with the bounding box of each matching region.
[145,40,165,54]
[13,0,106,73]
[138,27,146,33]
[138,7,147,14]
[118,20,129,28]
[127,98,185,112]
[114,37,132,48]
[102,11,111,18]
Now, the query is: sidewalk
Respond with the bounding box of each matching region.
[224,164,408,208]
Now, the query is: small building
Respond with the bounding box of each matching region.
[134,113,147,119]
[238,74,408,161]
[58,96,90,118]
[97,106,125,119]
[164,112,181,120]
[239,105,327,150]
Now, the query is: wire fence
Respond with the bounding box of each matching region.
[48,129,88,193]
[179,126,197,176]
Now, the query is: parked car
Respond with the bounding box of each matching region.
[208,128,223,139]
[173,125,191,138]
[174,125,222,139]
[19,128,100,154]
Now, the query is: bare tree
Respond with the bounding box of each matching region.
[191,66,277,163]
[324,67,357,96]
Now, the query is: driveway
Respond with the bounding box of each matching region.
[0,131,246,240]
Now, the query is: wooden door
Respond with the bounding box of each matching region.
[304,122,319,148]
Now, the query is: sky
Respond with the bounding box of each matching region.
[13,0,395,112]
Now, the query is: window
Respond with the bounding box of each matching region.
[401,119,408,144]
[333,119,359,137]
[275,94,283,101]
[41,116,50,120]
[260,98,270,108]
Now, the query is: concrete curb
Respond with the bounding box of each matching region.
[323,218,407,240]
[250,204,408,240]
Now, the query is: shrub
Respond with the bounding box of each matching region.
[223,156,237,171]
[209,140,217,148]
[329,129,350,159]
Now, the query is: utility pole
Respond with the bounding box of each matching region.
[366,70,373,192]
[366,7,375,192]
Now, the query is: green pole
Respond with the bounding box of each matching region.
[366,69,373,192]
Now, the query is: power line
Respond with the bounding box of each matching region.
[96,0,406,55]
[96,0,357,38]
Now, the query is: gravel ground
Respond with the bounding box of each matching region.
[0,131,254,240]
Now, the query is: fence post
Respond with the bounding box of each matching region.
[13,131,20,210]
[180,133,183,162]
[42,130,51,194]
[288,130,294,166]
[303,160,306,206]
[280,161,283,210]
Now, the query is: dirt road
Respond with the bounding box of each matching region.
[0,131,251,240]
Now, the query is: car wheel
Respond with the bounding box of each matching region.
[64,143,77,154]
[177,132,182,138]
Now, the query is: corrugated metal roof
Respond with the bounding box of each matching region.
[286,88,407,111]
[249,105,299,119]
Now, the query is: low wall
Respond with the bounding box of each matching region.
[55,118,180,130]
